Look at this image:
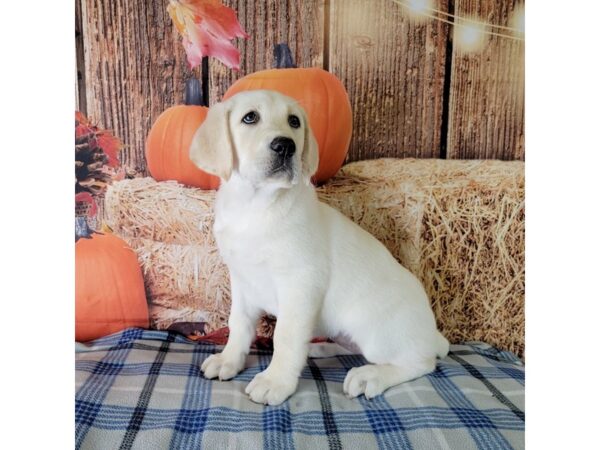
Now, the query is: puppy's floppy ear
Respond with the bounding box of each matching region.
[300,110,319,181]
[189,100,235,181]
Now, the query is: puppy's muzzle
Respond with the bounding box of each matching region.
[270,137,296,159]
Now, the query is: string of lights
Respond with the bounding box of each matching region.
[391,0,525,52]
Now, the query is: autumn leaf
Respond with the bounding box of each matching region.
[75,112,92,139]
[75,192,98,217]
[96,133,120,167]
[75,111,90,127]
[168,0,249,70]
[75,111,121,167]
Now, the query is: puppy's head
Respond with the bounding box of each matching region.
[189,90,318,188]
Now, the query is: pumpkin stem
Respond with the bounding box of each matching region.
[274,43,296,69]
[185,78,203,106]
[75,216,95,242]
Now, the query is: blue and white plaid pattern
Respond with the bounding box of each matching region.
[76,329,524,449]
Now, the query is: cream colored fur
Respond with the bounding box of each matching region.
[190,90,448,405]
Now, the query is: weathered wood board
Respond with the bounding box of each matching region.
[75,0,86,113]
[77,0,525,176]
[329,0,450,161]
[80,0,196,176]
[446,0,525,160]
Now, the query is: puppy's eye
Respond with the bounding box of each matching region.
[288,115,301,129]
[242,111,259,124]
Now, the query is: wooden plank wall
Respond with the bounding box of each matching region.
[330,0,449,160]
[76,0,525,178]
[75,0,86,113]
[79,0,195,176]
[447,0,525,160]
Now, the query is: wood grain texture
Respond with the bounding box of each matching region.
[76,0,526,167]
[446,0,525,160]
[208,0,325,104]
[75,0,86,113]
[80,0,196,176]
[329,0,450,161]
[75,0,86,114]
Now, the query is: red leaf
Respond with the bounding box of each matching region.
[75,111,90,127]
[75,111,94,139]
[168,0,249,70]
[182,29,241,71]
[75,192,98,217]
[96,133,121,167]
[75,111,122,167]
[197,1,248,42]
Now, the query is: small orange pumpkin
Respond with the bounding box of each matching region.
[146,79,220,189]
[75,220,149,342]
[224,44,352,184]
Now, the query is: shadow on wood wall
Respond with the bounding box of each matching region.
[76,0,524,177]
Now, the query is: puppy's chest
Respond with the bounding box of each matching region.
[213,219,270,265]
[214,223,280,317]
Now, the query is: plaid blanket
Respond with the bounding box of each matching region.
[75,329,524,450]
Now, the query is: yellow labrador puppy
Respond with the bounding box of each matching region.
[190,90,448,405]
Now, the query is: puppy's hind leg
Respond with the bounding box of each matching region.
[343,358,436,399]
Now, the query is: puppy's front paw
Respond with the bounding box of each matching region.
[200,353,243,381]
[245,370,298,405]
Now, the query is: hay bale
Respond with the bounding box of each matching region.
[123,237,230,333]
[105,158,524,357]
[104,178,216,245]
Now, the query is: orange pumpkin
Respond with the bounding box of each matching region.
[146,79,220,189]
[75,222,149,342]
[224,44,352,184]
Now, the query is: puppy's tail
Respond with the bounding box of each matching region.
[435,331,450,359]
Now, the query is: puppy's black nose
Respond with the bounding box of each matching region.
[270,137,296,157]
